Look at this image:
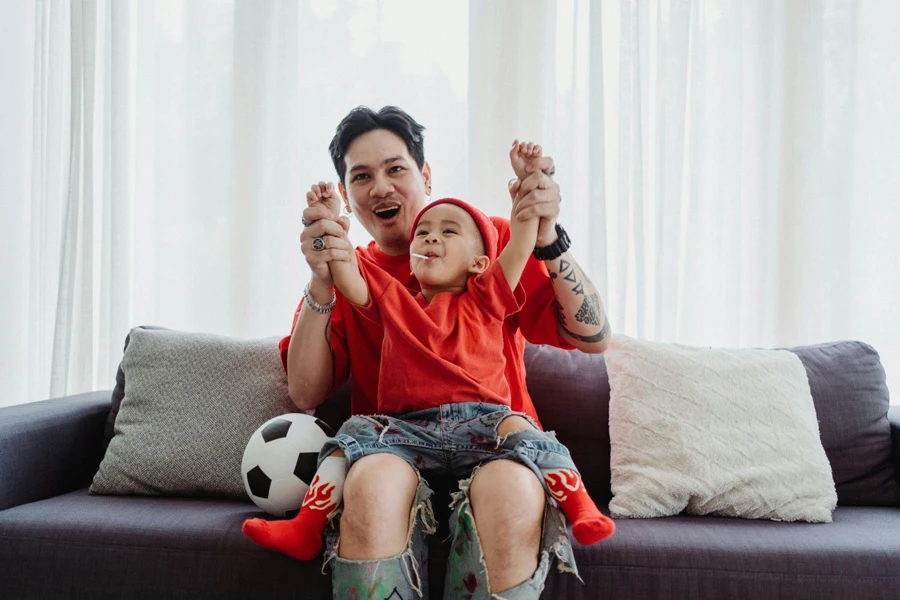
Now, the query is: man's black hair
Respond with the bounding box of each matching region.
[329,106,426,185]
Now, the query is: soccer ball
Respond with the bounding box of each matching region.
[242,413,335,517]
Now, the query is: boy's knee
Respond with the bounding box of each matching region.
[470,460,544,525]
[340,454,418,560]
[497,414,536,438]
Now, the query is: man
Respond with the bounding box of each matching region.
[282,106,611,599]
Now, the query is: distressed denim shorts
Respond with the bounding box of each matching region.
[319,402,581,599]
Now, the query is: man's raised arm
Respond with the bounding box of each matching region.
[510,166,611,354]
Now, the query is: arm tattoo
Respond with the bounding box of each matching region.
[551,259,610,343]
[553,299,567,327]
[575,293,603,326]
[562,316,611,343]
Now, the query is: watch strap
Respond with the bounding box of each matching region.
[532,224,571,261]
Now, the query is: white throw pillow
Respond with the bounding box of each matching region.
[606,334,837,523]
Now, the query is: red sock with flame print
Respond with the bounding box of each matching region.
[543,468,615,545]
[242,454,345,560]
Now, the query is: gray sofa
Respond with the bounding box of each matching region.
[2,339,899,599]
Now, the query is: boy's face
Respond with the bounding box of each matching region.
[338,128,431,256]
[410,203,489,288]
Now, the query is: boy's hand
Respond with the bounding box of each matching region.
[306,181,342,220]
[509,140,544,181]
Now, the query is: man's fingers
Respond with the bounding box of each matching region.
[526,156,556,176]
[515,192,560,220]
[516,172,556,198]
[317,249,351,263]
[302,205,341,227]
[302,217,351,242]
[508,178,522,201]
[303,235,353,256]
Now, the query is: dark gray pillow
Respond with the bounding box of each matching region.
[788,340,900,506]
[91,327,298,499]
[525,339,900,507]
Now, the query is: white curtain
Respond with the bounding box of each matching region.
[469,0,900,395]
[2,0,898,407]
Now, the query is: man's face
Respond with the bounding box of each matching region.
[410,203,487,288]
[338,129,431,256]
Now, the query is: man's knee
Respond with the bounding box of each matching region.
[340,453,418,560]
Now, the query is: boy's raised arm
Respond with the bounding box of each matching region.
[497,141,541,291]
[329,252,369,307]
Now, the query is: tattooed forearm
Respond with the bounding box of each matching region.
[553,299,567,327]
[562,316,611,343]
[548,254,611,346]
[575,293,603,326]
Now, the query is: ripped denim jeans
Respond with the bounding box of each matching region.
[319,402,582,599]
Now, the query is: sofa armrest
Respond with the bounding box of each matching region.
[0,391,112,511]
[890,406,900,485]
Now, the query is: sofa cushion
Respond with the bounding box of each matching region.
[523,340,900,508]
[0,489,332,599]
[103,325,168,447]
[91,327,298,499]
[605,334,837,522]
[569,504,900,599]
[2,489,898,600]
[790,341,900,506]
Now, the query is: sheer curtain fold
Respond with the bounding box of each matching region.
[468,0,898,393]
[3,0,897,406]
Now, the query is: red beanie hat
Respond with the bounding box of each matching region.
[410,198,499,261]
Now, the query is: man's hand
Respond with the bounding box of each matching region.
[302,182,354,284]
[508,168,561,248]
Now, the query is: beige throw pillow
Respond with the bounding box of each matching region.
[605,334,837,523]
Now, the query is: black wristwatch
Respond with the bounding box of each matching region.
[533,224,571,261]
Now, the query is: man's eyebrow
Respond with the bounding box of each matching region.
[348,156,405,174]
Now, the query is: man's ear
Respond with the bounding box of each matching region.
[337,182,350,212]
[468,255,490,275]
[422,161,432,190]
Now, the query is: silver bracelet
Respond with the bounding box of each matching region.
[303,281,337,314]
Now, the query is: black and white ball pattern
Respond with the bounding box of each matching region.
[241,413,334,517]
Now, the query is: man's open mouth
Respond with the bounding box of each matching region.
[374,204,401,220]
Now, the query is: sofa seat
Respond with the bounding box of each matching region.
[2,488,898,600]
[568,505,900,599]
[0,488,331,599]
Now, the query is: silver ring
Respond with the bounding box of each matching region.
[301,217,309,227]
[312,237,326,251]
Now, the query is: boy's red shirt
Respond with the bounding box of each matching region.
[278,216,575,429]
[352,257,525,415]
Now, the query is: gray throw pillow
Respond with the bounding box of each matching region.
[90,327,298,499]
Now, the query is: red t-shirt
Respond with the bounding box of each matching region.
[353,258,525,415]
[278,216,574,428]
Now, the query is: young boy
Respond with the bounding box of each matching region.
[243,142,614,560]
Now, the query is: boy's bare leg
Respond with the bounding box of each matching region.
[469,459,545,593]
[339,453,419,559]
